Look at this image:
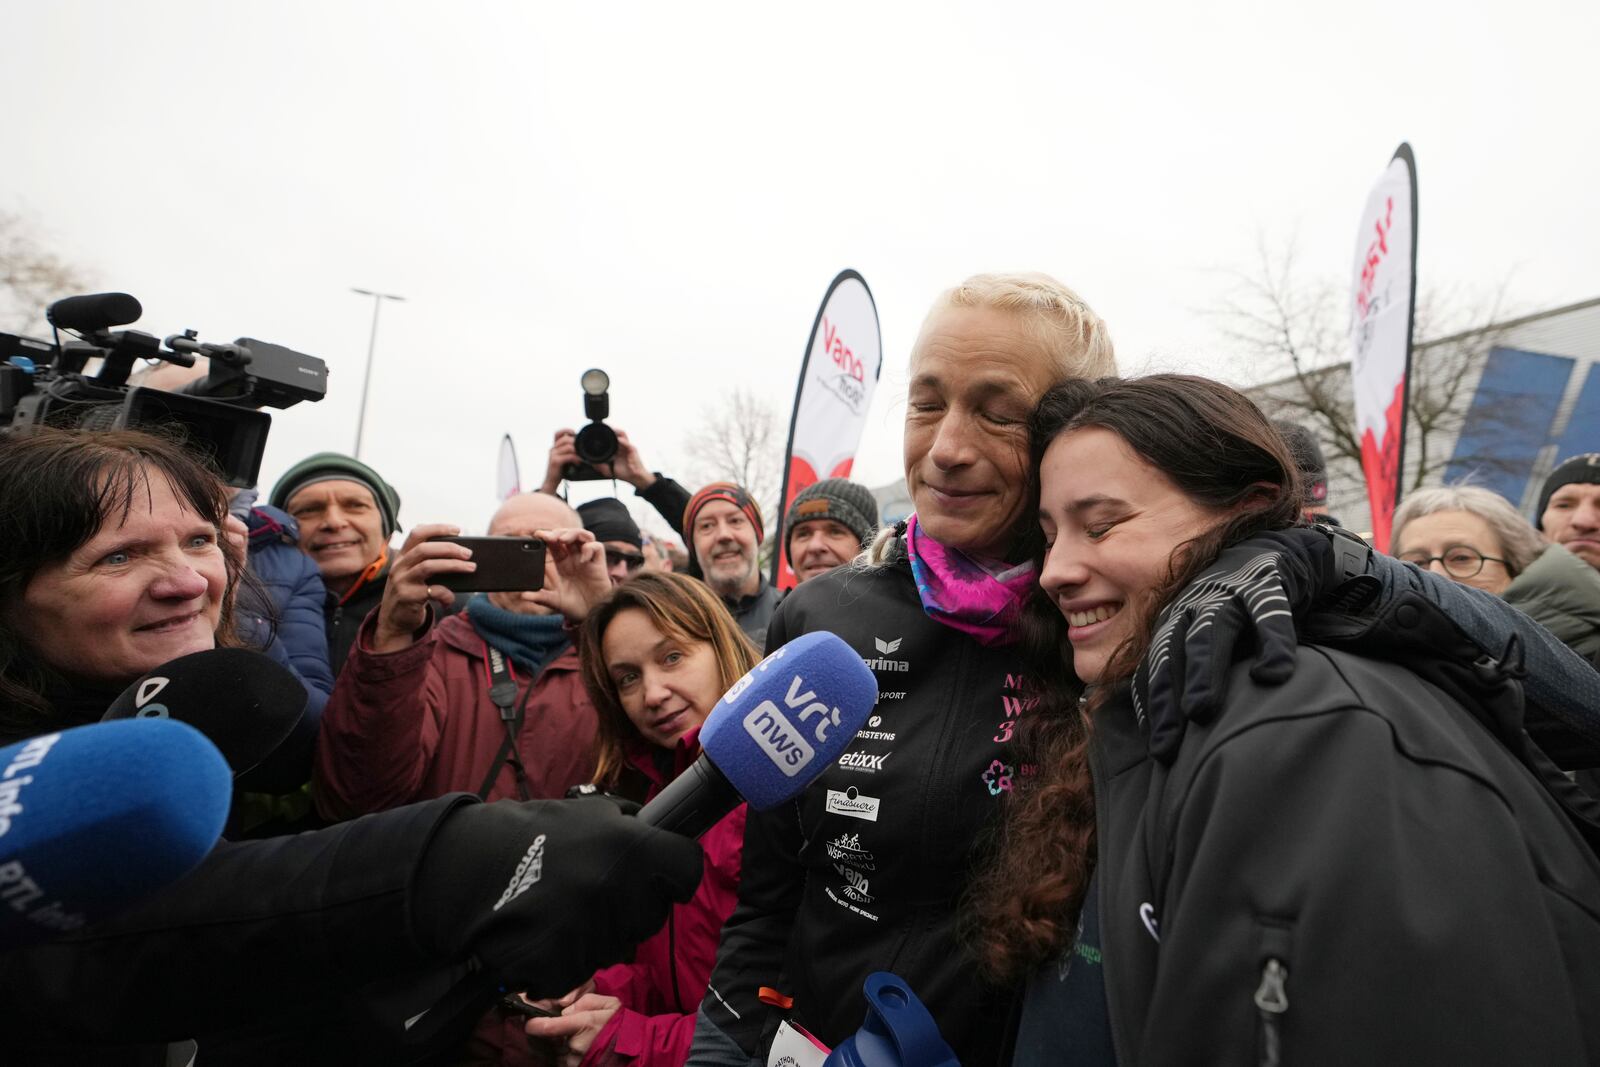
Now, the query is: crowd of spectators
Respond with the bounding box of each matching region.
[6,271,1600,1066]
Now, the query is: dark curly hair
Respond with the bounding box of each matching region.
[965,374,1302,981]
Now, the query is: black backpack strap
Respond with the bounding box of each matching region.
[476,642,535,802]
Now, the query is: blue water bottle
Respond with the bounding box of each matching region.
[822,971,960,1067]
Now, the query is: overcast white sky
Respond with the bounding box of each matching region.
[6,1,1597,538]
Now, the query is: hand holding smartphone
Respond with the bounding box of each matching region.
[427,536,547,593]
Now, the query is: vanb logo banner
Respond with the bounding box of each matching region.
[773,270,883,590]
[1349,143,1418,552]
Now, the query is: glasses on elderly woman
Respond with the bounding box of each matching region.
[605,548,647,572]
[1397,546,1508,580]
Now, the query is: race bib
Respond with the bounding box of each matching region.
[767,1019,830,1067]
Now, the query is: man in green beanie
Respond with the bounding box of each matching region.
[270,452,406,675]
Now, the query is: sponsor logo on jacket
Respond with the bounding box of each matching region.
[492,834,546,911]
[825,787,881,821]
[826,832,877,871]
[863,636,909,673]
[837,751,889,773]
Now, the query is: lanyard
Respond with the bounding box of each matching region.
[476,641,535,801]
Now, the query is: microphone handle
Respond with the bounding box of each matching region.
[636,753,742,838]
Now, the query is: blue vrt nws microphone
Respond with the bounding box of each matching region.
[0,718,232,950]
[639,631,878,837]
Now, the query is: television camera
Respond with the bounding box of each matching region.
[0,292,327,486]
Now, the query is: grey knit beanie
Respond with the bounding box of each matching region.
[784,478,879,554]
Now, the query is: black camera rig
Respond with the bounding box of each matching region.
[0,292,327,486]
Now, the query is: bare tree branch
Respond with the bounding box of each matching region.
[0,211,93,335]
[1212,236,1521,515]
[681,387,784,533]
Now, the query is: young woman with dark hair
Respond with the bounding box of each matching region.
[968,375,1600,1065]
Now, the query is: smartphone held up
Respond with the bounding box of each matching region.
[427,536,547,593]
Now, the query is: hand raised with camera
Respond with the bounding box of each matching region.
[601,429,656,490]
[540,426,658,492]
[523,527,612,623]
[540,429,580,494]
[371,524,475,654]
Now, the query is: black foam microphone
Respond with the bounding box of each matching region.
[103,648,308,779]
[45,292,143,333]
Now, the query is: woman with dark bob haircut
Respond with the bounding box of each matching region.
[0,426,249,740]
[968,375,1600,1065]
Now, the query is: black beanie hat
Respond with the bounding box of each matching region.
[268,452,402,537]
[1536,453,1600,530]
[577,498,642,549]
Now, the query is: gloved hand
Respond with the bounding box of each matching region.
[411,795,703,997]
[1132,526,1347,762]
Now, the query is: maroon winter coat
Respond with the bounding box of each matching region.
[314,608,598,818]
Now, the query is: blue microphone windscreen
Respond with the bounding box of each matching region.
[0,718,231,949]
[700,631,878,811]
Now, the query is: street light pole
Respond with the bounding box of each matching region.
[350,287,406,461]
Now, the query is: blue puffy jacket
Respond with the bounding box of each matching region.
[236,505,334,796]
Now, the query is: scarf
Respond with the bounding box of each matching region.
[904,514,1036,647]
[465,595,570,674]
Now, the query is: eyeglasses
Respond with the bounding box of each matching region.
[1397,547,1508,580]
[605,548,646,572]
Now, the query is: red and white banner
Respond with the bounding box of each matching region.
[1349,143,1418,552]
[771,270,883,590]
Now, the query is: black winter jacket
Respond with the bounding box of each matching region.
[1072,644,1600,1065]
[689,545,1039,1066]
[2,794,474,1065]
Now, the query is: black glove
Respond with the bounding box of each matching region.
[1132,526,1365,762]
[411,795,703,997]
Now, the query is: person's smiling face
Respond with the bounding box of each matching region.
[16,470,226,688]
[285,479,387,586]
[1037,427,1224,684]
[903,306,1062,558]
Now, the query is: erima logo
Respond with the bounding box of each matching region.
[492,834,547,912]
[865,637,908,673]
[837,751,888,773]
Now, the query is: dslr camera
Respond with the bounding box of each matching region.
[0,292,326,486]
[561,367,618,481]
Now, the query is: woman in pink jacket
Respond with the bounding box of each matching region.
[525,571,759,1067]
